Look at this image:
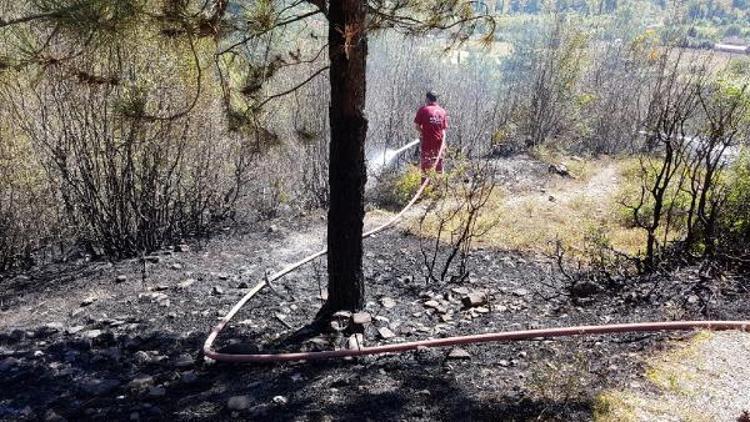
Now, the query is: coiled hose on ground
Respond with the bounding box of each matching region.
[203,140,749,363]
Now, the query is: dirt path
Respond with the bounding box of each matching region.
[596,331,750,421]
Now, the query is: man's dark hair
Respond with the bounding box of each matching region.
[426,91,438,103]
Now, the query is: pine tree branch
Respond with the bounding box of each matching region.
[254,65,329,110]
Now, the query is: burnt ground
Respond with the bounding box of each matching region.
[1,209,749,422]
[2,150,750,422]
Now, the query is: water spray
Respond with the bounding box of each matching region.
[368,139,420,174]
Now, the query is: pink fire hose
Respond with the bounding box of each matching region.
[203,141,750,363]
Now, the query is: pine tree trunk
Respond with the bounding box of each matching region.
[319,0,367,317]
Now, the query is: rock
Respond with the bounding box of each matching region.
[377,327,396,339]
[134,351,151,364]
[66,325,85,335]
[174,244,190,252]
[81,297,97,307]
[181,371,198,384]
[128,375,154,390]
[139,292,170,306]
[43,409,65,421]
[451,286,470,295]
[0,356,19,371]
[177,279,195,289]
[212,286,224,296]
[152,285,169,292]
[272,395,288,405]
[145,256,161,264]
[373,315,390,324]
[237,281,249,289]
[380,297,396,309]
[512,288,529,297]
[347,334,364,350]
[548,163,570,177]
[447,348,471,360]
[227,395,251,410]
[498,359,510,367]
[33,350,44,358]
[268,225,278,233]
[351,312,371,325]
[174,353,193,368]
[64,350,79,363]
[217,273,229,281]
[171,263,183,271]
[148,386,166,397]
[115,275,127,283]
[83,329,103,339]
[423,300,441,309]
[80,378,121,396]
[461,292,487,308]
[570,280,603,298]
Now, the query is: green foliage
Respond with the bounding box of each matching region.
[721,148,750,240]
[375,166,424,209]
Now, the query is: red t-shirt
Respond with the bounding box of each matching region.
[414,103,448,152]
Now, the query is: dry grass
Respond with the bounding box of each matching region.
[594,331,750,421]
[445,156,645,258]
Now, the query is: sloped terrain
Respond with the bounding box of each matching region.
[1,212,748,421]
[1,158,749,421]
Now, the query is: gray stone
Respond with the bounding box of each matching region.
[380,297,396,309]
[81,378,120,396]
[145,256,161,264]
[0,356,19,371]
[424,300,447,313]
[128,375,154,390]
[181,371,198,384]
[272,395,288,405]
[147,386,166,397]
[461,292,487,308]
[237,281,249,289]
[512,288,529,297]
[83,329,103,339]
[227,395,251,410]
[174,353,193,368]
[447,347,471,360]
[351,312,371,325]
[81,297,97,307]
[347,334,364,350]
[115,275,127,283]
[134,351,151,364]
[212,286,224,296]
[377,327,396,339]
[171,263,183,271]
[548,163,570,177]
[177,279,195,289]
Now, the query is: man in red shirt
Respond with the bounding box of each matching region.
[414,91,448,176]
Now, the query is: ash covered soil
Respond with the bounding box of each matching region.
[1,159,749,421]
